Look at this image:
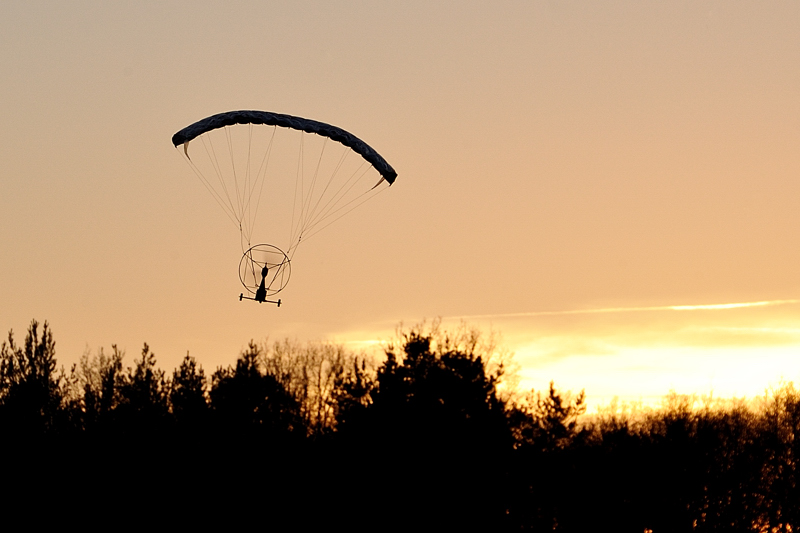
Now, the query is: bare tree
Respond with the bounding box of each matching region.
[262,339,374,435]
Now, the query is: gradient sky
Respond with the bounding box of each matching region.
[2,1,799,411]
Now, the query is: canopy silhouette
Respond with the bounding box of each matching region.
[172,110,397,184]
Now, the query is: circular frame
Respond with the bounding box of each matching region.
[239,244,292,297]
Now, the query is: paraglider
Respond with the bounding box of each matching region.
[172,111,396,306]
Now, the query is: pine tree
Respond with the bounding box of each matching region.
[0,320,61,436]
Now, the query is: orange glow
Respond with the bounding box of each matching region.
[1,2,799,412]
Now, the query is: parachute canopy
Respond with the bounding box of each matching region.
[172,110,397,185]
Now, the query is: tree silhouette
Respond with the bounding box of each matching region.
[113,343,169,437]
[340,324,512,527]
[0,320,61,436]
[760,383,800,532]
[8,317,800,529]
[329,356,374,433]
[170,353,208,431]
[505,381,590,530]
[691,399,763,531]
[63,345,125,434]
[210,341,303,441]
[262,339,369,436]
[510,381,587,452]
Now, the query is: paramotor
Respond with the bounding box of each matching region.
[172,110,396,304]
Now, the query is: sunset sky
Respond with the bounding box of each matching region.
[2,1,799,411]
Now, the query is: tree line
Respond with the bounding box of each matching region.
[1,319,799,531]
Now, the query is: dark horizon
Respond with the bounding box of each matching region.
[2,318,798,531]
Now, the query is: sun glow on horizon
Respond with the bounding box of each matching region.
[330,299,800,413]
[514,342,800,412]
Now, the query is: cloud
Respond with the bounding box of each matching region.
[446,299,800,321]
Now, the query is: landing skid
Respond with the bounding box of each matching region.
[239,293,281,307]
